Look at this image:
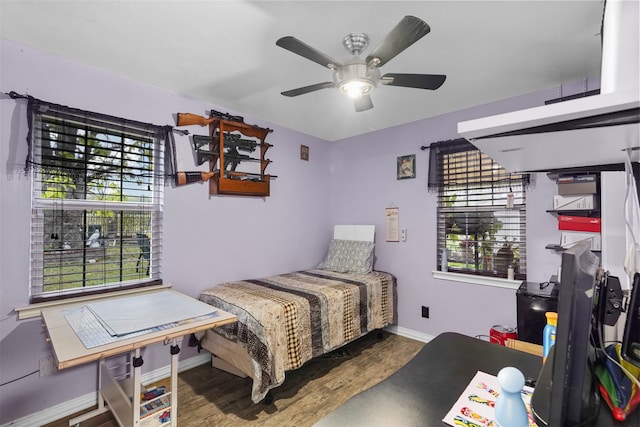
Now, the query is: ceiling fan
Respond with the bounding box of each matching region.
[276,15,446,112]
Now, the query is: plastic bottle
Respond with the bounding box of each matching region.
[495,366,529,427]
[542,311,558,362]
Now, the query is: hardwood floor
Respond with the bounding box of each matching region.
[44,331,425,427]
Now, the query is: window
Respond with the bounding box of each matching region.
[430,139,528,280]
[28,101,167,302]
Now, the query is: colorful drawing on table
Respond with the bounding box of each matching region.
[443,370,538,427]
[454,415,483,427]
[468,395,495,408]
[478,382,500,398]
[460,407,495,426]
[521,387,537,427]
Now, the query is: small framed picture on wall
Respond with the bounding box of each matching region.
[397,154,415,179]
[300,145,309,161]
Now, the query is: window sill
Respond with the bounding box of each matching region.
[14,283,172,320]
[431,271,523,290]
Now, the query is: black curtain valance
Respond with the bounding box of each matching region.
[426,138,476,191]
[7,91,178,182]
[425,137,530,191]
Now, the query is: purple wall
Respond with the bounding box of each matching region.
[0,38,596,424]
[328,80,598,337]
[0,39,330,424]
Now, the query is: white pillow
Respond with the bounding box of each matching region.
[317,239,375,274]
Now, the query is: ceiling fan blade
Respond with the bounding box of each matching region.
[366,16,430,67]
[354,95,374,112]
[381,73,446,90]
[276,36,342,69]
[281,82,335,97]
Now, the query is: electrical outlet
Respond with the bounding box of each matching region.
[421,306,429,318]
[39,356,58,377]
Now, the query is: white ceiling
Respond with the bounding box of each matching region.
[0,1,604,141]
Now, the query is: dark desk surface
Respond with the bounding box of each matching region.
[314,332,639,427]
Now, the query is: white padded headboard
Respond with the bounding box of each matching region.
[333,225,375,242]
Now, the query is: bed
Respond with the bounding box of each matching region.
[196,225,396,403]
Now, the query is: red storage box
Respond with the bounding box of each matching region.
[558,215,601,232]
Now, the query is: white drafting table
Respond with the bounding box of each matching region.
[41,289,237,427]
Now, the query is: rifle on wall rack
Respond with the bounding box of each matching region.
[223,147,272,172]
[215,132,273,152]
[176,113,218,127]
[193,134,272,154]
[175,111,246,127]
[209,109,244,123]
[195,149,219,166]
[173,171,215,186]
[191,133,273,170]
[216,170,278,180]
[173,170,277,186]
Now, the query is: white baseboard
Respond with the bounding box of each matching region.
[1,352,211,427]
[384,325,435,344]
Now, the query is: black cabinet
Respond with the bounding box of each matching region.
[516,281,559,345]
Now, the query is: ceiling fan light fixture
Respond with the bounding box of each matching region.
[339,79,374,98]
[334,61,380,99]
[276,16,445,111]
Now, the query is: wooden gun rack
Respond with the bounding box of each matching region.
[207,117,274,197]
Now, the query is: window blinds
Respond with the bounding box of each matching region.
[435,144,528,279]
[29,101,165,302]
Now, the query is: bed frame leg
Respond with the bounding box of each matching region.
[377,329,384,340]
[264,390,274,405]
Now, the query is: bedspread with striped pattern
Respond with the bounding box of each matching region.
[198,269,396,402]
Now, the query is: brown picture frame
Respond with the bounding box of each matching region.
[300,145,309,161]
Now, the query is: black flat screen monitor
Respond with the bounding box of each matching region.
[531,241,600,426]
